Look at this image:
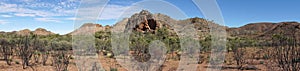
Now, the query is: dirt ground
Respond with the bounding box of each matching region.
[0,54,269,71]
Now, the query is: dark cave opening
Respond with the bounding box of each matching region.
[147,19,157,30]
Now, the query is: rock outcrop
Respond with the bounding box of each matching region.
[112,10,223,40]
[125,10,162,33]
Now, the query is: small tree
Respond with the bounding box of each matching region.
[95,31,112,53]
[51,41,71,71]
[0,38,14,65]
[32,38,49,65]
[53,51,71,71]
[17,36,34,69]
[229,38,246,69]
[41,40,50,66]
[271,34,300,71]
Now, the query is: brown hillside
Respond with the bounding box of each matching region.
[69,23,111,35]
[257,22,300,40]
[227,22,276,37]
[33,28,55,35]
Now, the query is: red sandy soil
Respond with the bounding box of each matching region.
[0,54,269,71]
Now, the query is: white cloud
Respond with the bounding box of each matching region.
[0,1,78,17]
[18,0,35,2]
[75,4,139,21]
[0,1,140,22]
[14,13,36,17]
[0,15,13,17]
[65,17,77,20]
[35,18,61,23]
[64,17,89,21]
[99,5,131,20]
[0,20,9,24]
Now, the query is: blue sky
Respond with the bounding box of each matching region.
[0,0,300,34]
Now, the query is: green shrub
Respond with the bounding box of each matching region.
[15,61,20,64]
[263,54,269,59]
[260,61,264,64]
[110,67,118,71]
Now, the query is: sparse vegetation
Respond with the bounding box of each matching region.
[18,36,34,69]
[270,34,300,71]
[0,38,14,65]
[0,10,300,71]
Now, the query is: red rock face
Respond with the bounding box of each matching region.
[135,18,159,33]
[125,10,160,33]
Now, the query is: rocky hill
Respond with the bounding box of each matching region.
[3,10,298,42]
[33,28,55,35]
[15,28,55,36]
[112,10,222,40]
[68,23,111,35]
[228,22,300,41]
[257,22,300,40]
[16,29,31,36]
[123,10,172,33]
[227,22,276,37]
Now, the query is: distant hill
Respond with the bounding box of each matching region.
[227,22,276,37]
[256,22,300,40]
[2,10,299,42]
[15,28,55,36]
[71,10,300,42]
[33,28,55,35]
[228,22,300,42]
[68,23,111,35]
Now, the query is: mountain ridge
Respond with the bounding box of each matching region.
[1,10,300,41]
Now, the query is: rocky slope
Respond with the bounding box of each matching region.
[16,29,31,36]
[257,22,300,40]
[112,10,223,40]
[227,22,276,37]
[68,23,111,35]
[228,21,300,41]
